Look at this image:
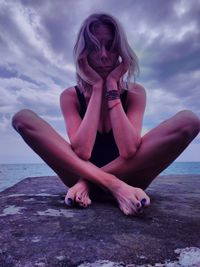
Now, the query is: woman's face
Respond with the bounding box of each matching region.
[87,24,119,77]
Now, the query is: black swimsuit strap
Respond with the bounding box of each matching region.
[120,90,128,111]
[75,86,87,119]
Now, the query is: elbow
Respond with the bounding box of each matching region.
[78,151,91,161]
[71,144,91,161]
[119,146,137,160]
[120,138,142,159]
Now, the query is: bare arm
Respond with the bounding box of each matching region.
[109,84,146,159]
[60,56,103,160]
[60,84,103,160]
[106,63,146,159]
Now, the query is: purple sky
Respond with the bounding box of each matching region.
[0,0,200,163]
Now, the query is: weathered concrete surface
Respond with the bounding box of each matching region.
[0,175,200,267]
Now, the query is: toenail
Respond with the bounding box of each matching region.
[67,198,73,206]
[141,198,146,206]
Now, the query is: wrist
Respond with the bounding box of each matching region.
[106,78,117,89]
[105,90,120,101]
[93,81,103,89]
[108,101,121,111]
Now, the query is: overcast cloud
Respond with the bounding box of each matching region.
[0,0,200,163]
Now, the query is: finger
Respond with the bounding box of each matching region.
[108,63,127,81]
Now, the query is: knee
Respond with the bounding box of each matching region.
[12,109,36,133]
[176,110,200,139]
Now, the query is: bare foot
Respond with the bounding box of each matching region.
[111,181,150,216]
[65,179,92,208]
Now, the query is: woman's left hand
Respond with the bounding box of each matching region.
[106,58,129,87]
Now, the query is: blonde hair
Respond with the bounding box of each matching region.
[73,13,139,93]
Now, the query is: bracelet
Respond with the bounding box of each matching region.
[105,90,120,101]
[108,102,121,111]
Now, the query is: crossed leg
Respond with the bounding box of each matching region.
[102,110,200,189]
[87,110,200,212]
[12,109,200,215]
[12,109,150,215]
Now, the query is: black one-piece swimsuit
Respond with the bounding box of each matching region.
[75,86,128,167]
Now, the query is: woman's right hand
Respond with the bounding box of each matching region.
[79,52,103,86]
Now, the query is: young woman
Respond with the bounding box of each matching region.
[12,13,200,216]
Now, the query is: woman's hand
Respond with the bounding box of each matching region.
[106,58,129,88]
[79,52,103,86]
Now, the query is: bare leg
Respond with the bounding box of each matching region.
[12,110,93,208]
[12,109,149,215]
[101,110,200,189]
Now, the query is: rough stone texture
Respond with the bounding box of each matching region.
[0,175,200,267]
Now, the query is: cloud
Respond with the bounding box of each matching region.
[0,0,199,163]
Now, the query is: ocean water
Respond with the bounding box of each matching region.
[0,162,200,193]
[0,163,55,192]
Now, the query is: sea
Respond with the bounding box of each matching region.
[0,162,200,193]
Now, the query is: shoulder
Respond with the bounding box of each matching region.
[125,83,146,110]
[60,86,78,103]
[60,86,80,111]
[60,86,77,99]
[125,82,146,101]
[128,82,146,96]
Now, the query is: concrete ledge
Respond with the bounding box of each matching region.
[0,175,200,266]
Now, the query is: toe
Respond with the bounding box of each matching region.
[75,194,84,206]
[135,188,150,208]
[141,196,150,207]
[120,202,137,216]
[65,189,75,207]
[76,194,88,208]
[131,195,142,213]
[136,201,142,209]
[135,200,143,214]
[121,206,131,216]
[86,197,92,206]
[83,193,92,207]
[82,195,89,208]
